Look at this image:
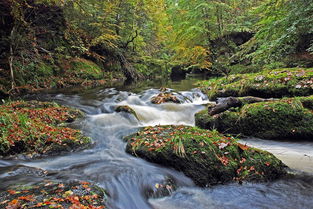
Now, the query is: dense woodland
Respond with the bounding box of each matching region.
[0,1,313,208]
[0,0,312,96]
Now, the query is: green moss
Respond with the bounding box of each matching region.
[0,181,107,208]
[299,95,313,110]
[198,68,313,100]
[194,109,216,129]
[125,125,286,186]
[36,62,55,77]
[0,100,91,158]
[66,58,103,80]
[196,96,313,140]
[228,64,261,75]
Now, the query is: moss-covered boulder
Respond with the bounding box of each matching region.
[151,92,181,104]
[125,125,286,186]
[115,105,138,120]
[0,181,107,208]
[198,68,313,100]
[0,100,91,158]
[195,96,313,140]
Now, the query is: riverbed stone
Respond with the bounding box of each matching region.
[125,125,287,187]
[115,105,138,120]
[151,92,181,104]
[0,181,107,208]
[195,96,313,140]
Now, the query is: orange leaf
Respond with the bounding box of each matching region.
[7,199,20,209]
[80,181,90,185]
[238,143,249,151]
[18,195,34,201]
[7,190,16,195]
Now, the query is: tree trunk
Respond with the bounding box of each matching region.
[208,96,277,116]
[117,52,142,82]
[9,27,15,89]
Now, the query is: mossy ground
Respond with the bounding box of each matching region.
[125,125,286,186]
[198,68,313,100]
[195,96,313,140]
[0,181,107,209]
[0,100,91,158]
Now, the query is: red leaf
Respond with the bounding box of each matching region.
[238,143,249,151]
[7,190,16,195]
[18,195,34,201]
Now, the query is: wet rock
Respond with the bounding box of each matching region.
[144,178,176,199]
[125,125,287,187]
[115,105,138,119]
[195,96,313,140]
[0,180,107,209]
[151,93,181,104]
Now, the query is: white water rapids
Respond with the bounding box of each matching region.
[1,82,313,209]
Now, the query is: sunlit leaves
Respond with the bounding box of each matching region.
[248,0,313,64]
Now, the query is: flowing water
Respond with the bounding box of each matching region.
[1,76,313,209]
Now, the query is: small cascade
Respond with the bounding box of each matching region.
[3,81,313,209]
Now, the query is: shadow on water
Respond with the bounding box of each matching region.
[1,75,313,209]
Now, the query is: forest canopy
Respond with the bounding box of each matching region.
[0,0,312,94]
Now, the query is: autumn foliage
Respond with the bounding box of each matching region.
[0,100,90,157]
[0,181,106,209]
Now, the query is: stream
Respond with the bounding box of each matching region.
[1,76,313,209]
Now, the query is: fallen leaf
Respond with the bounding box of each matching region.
[238,143,249,151]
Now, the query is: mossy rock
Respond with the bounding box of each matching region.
[195,96,313,140]
[0,100,91,158]
[0,181,107,208]
[125,125,286,186]
[151,93,181,104]
[198,68,313,100]
[115,105,138,120]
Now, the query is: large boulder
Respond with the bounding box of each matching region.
[125,125,287,187]
[196,96,313,140]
